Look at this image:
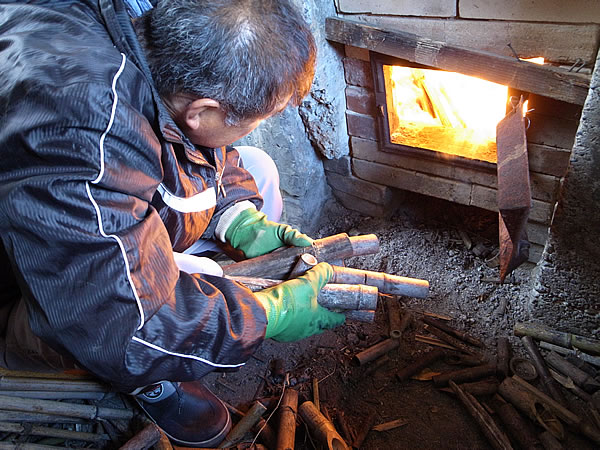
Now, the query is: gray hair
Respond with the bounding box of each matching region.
[135,0,316,125]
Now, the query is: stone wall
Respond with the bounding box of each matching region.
[528,53,600,337]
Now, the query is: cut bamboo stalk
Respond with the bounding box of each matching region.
[298,401,349,450]
[545,351,600,393]
[432,364,497,387]
[0,390,107,400]
[521,336,568,406]
[119,422,161,449]
[277,389,299,450]
[345,310,376,323]
[312,378,320,412]
[422,317,484,348]
[219,401,267,448]
[449,381,514,450]
[0,421,109,443]
[387,300,403,338]
[491,395,541,450]
[352,339,400,366]
[226,277,378,311]
[0,410,86,424]
[514,322,600,356]
[223,233,379,279]
[330,266,429,298]
[425,324,483,357]
[0,394,133,421]
[0,376,109,392]
[396,349,446,382]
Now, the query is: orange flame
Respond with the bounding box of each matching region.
[384,65,509,163]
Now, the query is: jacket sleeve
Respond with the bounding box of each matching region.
[0,80,267,393]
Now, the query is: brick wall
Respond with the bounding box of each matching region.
[325,1,594,262]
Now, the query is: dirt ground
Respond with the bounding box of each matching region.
[203,192,599,450]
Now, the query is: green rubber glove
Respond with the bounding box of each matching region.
[254,262,346,342]
[225,208,313,259]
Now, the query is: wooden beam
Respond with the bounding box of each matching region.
[325,17,590,105]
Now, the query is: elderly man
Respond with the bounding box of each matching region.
[0,0,345,446]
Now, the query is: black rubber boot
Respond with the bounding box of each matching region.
[135,381,231,448]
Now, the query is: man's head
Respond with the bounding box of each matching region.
[136,0,316,147]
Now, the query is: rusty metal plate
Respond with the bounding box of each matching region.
[496,97,531,282]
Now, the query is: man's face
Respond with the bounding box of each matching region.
[171,95,292,149]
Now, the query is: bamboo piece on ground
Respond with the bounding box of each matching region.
[501,375,600,445]
[521,336,568,406]
[422,316,484,348]
[253,417,277,450]
[539,341,600,367]
[497,337,511,379]
[0,394,133,421]
[545,351,600,393]
[219,401,267,448]
[0,410,86,424]
[387,300,403,338]
[312,378,320,411]
[449,381,514,450]
[352,411,376,449]
[396,349,446,382]
[538,431,564,450]
[0,390,107,400]
[299,401,349,450]
[414,335,457,351]
[0,422,109,443]
[491,395,541,450]
[336,410,355,446]
[0,376,109,392]
[549,369,591,402]
[438,378,499,397]
[352,339,400,366]
[119,422,161,449]
[222,233,380,279]
[514,322,600,356]
[330,265,429,298]
[432,364,497,388]
[277,389,299,450]
[226,277,378,311]
[425,324,482,357]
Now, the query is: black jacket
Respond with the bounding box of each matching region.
[0,0,267,391]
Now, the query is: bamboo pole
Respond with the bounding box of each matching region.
[514,322,600,356]
[352,339,400,366]
[277,389,299,450]
[0,394,133,421]
[298,401,349,450]
[219,401,267,448]
[0,422,109,443]
[223,233,379,279]
[119,422,161,449]
[449,381,514,450]
[521,336,568,406]
[422,317,484,348]
[226,277,378,311]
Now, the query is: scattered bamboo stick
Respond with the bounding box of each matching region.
[521,336,567,406]
[0,376,109,392]
[514,322,600,356]
[432,364,497,388]
[0,421,109,443]
[219,401,267,448]
[449,381,514,450]
[396,349,446,383]
[415,334,458,351]
[312,378,320,412]
[422,317,484,348]
[277,389,298,450]
[299,401,349,450]
[387,300,403,339]
[119,422,161,449]
[424,324,482,357]
[0,394,133,421]
[372,418,408,432]
[352,339,400,366]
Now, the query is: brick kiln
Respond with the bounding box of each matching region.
[319,0,600,270]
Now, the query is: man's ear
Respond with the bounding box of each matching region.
[184,98,221,131]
